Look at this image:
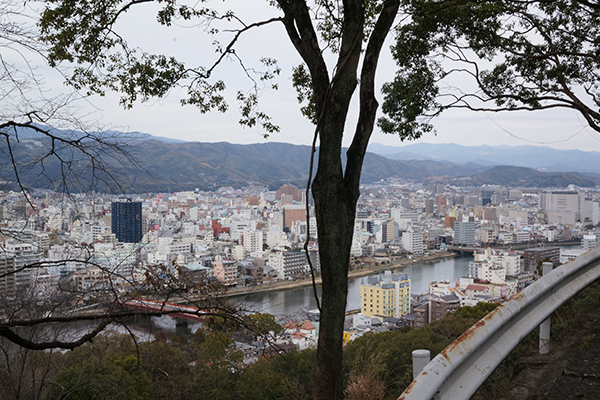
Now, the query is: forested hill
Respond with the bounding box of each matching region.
[1,137,486,192]
[463,166,600,188]
[368,142,600,175]
[3,130,599,192]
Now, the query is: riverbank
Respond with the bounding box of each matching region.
[227,251,458,298]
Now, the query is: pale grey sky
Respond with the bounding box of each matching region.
[21,1,600,151]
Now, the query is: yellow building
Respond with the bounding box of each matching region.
[343,329,358,346]
[360,271,411,318]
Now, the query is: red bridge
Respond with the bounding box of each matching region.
[117,298,203,321]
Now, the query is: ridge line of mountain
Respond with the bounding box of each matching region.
[5,126,599,192]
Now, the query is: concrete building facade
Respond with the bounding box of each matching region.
[360,271,411,318]
[454,221,476,246]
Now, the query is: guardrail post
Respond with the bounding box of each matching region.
[412,349,431,379]
[539,262,553,354]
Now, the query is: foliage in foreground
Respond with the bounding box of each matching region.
[0,325,314,400]
[12,294,594,400]
[0,303,500,400]
[12,299,585,400]
[344,302,497,400]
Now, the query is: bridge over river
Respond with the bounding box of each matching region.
[448,239,581,254]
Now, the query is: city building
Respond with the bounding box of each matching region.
[413,302,429,328]
[242,230,263,253]
[213,255,238,286]
[282,205,306,230]
[560,249,586,264]
[582,235,599,251]
[523,247,560,272]
[429,294,461,323]
[402,224,424,254]
[454,221,476,246]
[360,271,411,318]
[540,191,598,225]
[478,227,498,244]
[514,231,531,243]
[3,239,41,292]
[469,248,522,283]
[276,184,303,203]
[268,251,308,280]
[0,256,16,298]
[111,199,143,243]
[425,198,434,214]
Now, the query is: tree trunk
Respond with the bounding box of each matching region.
[311,100,361,400]
[312,169,357,400]
[277,2,400,399]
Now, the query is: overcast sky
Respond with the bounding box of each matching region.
[25,1,600,152]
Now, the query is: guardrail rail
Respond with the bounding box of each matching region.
[399,246,600,400]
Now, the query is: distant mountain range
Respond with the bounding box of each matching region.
[367,142,600,176]
[2,126,599,192]
[460,166,599,188]
[114,141,491,192]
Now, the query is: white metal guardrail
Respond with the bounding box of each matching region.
[399,246,600,400]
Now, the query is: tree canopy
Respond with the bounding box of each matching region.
[387,0,600,133]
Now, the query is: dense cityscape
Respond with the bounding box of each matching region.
[2,179,599,352]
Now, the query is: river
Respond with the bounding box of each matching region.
[114,245,580,334]
[236,255,473,317]
[82,255,470,339]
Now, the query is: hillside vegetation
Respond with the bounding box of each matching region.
[3,133,598,193]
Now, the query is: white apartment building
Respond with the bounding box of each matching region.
[402,225,424,254]
[232,244,245,260]
[468,248,522,284]
[454,221,476,246]
[582,234,599,251]
[3,239,42,292]
[241,230,263,253]
[497,231,514,244]
[203,229,214,247]
[560,248,586,264]
[543,229,555,242]
[35,233,50,252]
[540,191,598,224]
[351,227,363,257]
[268,251,308,280]
[514,231,531,243]
[392,208,419,230]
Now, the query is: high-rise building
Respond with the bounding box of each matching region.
[275,184,303,203]
[111,199,143,243]
[3,239,41,292]
[242,230,263,253]
[402,225,424,254]
[0,256,16,298]
[454,221,476,246]
[381,220,396,243]
[540,191,598,225]
[425,198,434,214]
[360,271,411,318]
[283,205,306,229]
